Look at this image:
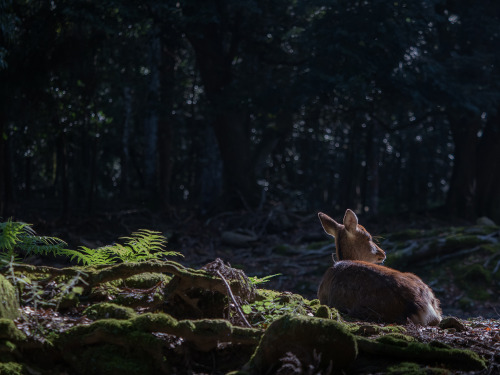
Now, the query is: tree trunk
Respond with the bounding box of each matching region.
[365,121,380,216]
[158,115,174,211]
[121,87,133,198]
[87,121,98,212]
[56,131,70,220]
[0,114,12,217]
[446,112,480,219]
[187,26,258,208]
[144,29,161,191]
[193,120,223,214]
[210,111,257,208]
[476,112,500,221]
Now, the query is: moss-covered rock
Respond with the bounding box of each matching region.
[243,315,357,374]
[0,320,26,342]
[83,302,137,320]
[439,316,466,332]
[122,272,170,289]
[0,275,19,320]
[356,335,486,371]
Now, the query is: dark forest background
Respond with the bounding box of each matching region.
[1,0,500,224]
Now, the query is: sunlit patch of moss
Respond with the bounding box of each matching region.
[122,272,170,289]
[243,291,318,328]
[83,302,137,320]
[0,276,20,320]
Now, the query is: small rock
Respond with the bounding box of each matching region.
[476,217,496,226]
[439,317,466,332]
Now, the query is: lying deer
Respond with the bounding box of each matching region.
[317,209,442,326]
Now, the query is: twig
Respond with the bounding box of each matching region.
[216,270,252,328]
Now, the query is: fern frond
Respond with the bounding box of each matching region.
[0,219,28,252]
[0,219,67,258]
[121,229,167,252]
[16,235,67,256]
[63,247,116,266]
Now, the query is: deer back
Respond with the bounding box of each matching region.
[318,260,442,325]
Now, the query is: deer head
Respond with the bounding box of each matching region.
[318,209,386,264]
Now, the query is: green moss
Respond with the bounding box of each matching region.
[357,336,486,371]
[0,320,25,341]
[377,333,416,345]
[441,235,489,252]
[114,288,164,307]
[350,324,407,336]
[122,272,170,289]
[245,315,357,373]
[479,243,500,254]
[0,275,19,320]
[314,305,331,318]
[385,229,427,241]
[0,362,24,375]
[83,302,137,320]
[255,289,281,301]
[457,264,492,287]
[386,362,449,375]
[0,340,16,353]
[71,343,158,375]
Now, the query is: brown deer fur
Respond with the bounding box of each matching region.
[317,210,442,326]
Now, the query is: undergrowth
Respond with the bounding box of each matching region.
[0,219,182,265]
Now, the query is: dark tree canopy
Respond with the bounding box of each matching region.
[1,0,499,221]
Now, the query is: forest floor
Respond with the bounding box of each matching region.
[22,203,499,319]
[7,202,500,374]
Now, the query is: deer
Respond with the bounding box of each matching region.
[317,209,442,326]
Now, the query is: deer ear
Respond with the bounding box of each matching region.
[343,209,358,233]
[318,212,342,237]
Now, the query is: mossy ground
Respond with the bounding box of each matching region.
[1,218,499,374]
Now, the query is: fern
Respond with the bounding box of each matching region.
[63,247,117,266]
[67,229,182,266]
[0,219,67,261]
[0,220,182,266]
